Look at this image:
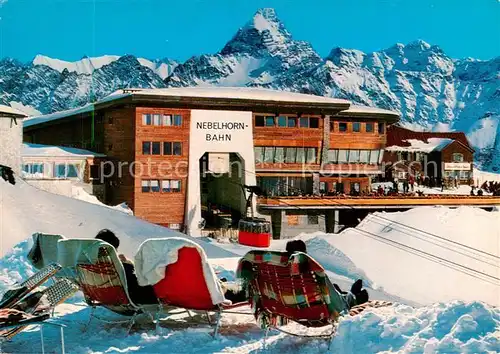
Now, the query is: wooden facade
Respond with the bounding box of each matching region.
[23,91,399,229]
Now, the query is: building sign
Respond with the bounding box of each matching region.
[444,162,471,171]
[196,121,248,142]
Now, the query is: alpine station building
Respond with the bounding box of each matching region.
[23,87,400,237]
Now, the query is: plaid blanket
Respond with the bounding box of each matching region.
[236,251,349,328]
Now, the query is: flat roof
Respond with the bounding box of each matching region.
[22,143,106,158]
[24,87,400,131]
[337,104,400,120]
[0,104,28,118]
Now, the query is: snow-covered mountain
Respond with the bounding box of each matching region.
[0,8,498,171]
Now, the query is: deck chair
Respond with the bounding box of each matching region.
[0,263,62,309]
[135,237,249,336]
[0,278,79,353]
[236,250,380,347]
[56,238,154,331]
[27,233,65,270]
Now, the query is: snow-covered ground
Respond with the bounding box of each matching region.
[0,178,499,353]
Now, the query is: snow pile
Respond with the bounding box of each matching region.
[71,186,133,215]
[321,207,500,306]
[385,138,453,152]
[473,168,500,187]
[22,143,105,157]
[0,178,234,260]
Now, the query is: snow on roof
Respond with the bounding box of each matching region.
[339,104,399,117]
[0,104,28,117]
[22,143,106,158]
[24,87,353,128]
[128,87,350,105]
[386,138,454,153]
[24,103,95,128]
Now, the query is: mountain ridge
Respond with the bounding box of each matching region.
[1,8,498,172]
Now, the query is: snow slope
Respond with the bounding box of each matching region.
[0,213,498,353]
[1,175,499,352]
[322,207,499,306]
[0,178,234,260]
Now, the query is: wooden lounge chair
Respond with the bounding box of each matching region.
[0,263,62,309]
[0,278,79,353]
[135,237,250,336]
[236,250,392,347]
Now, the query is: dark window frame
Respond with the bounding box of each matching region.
[339,122,348,133]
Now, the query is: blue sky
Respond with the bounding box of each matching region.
[0,0,499,63]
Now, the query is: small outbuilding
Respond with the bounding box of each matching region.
[0,105,28,175]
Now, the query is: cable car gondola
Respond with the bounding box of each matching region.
[237,185,271,247]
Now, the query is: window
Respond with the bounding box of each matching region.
[459,170,469,179]
[338,149,349,163]
[339,122,348,132]
[255,116,265,127]
[151,180,160,192]
[299,117,309,128]
[287,117,297,128]
[173,142,182,156]
[379,149,385,163]
[161,179,181,192]
[275,147,285,163]
[54,164,79,179]
[453,153,464,162]
[353,122,361,132]
[161,180,170,192]
[254,147,264,163]
[319,182,327,194]
[142,180,151,192]
[264,147,275,163]
[349,149,360,163]
[369,150,379,164]
[336,182,344,193]
[171,180,181,192]
[173,115,182,126]
[350,182,360,193]
[163,114,172,126]
[306,148,316,163]
[142,114,152,125]
[164,142,172,155]
[143,142,151,155]
[296,148,306,163]
[359,150,370,163]
[153,114,161,126]
[366,123,374,133]
[309,117,319,129]
[265,116,275,127]
[327,149,338,163]
[307,214,319,225]
[152,142,161,155]
[277,116,287,127]
[285,148,297,163]
[378,122,385,134]
[23,163,43,174]
[67,164,79,178]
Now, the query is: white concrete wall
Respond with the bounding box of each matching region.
[0,117,22,175]
[185,109,256,235]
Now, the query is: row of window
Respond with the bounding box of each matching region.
[254,115,385,134]
[22,163,80,179]
[142,141,182,156]
[142,114,183,127]
[141,179,181,193]
[327,149,384,164]
[332,121,385,134]
[255,147,317,164]
[255,116,320,128]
